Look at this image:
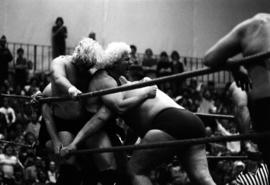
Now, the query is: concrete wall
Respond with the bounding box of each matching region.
[0,0,269,56]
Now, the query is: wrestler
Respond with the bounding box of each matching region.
[38,38,119,185]
[203,13,270,181]
[62,42,216,185]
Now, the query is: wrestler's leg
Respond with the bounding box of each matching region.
[57,131,82,185]
[84,130,118,185]
[128,129,175,185]
[181,144,216,185]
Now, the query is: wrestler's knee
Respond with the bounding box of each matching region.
[129,130,174,175]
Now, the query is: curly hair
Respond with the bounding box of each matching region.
[72,38,105,68]
[104,42,131,68]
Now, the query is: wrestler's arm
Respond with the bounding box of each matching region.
[41,85,62,153]
[69,105,112,148]
[50,57,80,97]
[100,76,155,115]
[41,103,62,153]
[203,19,252,67]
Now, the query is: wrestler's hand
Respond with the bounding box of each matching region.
[142,77,152,82]
[53,141,63,155]
[68,86,82,99]
[231,66,252,92]
[30,90,44,108]
[60,144,77,157]
[119,76,131,85]
[145,85,157,99]
[142,77,157,98]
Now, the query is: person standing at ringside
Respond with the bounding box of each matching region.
[61,42,216,185]
[204,13,270,181]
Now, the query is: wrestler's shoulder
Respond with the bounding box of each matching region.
[42,83,52,96]
[51,55,73,67]
[91,70,117,89]
[243,13,270,28]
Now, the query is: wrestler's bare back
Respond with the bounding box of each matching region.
[123,85,183,136]
[43,56,86,119]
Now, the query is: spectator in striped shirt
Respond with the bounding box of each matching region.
[231,160,269,185]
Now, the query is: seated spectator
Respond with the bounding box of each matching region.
[47,160,58,184]
[25,112,41,139]
[0,144,24,184]
[198,89,217,114]
[0,98,16,127]
[166,156,190,185]
[0,112,7,138]
[24,162,39,185]
[14,48,28,88]
[216,121,241,154]
[24,77,40,96]
[142,48,157,79]
[130,44,140,65]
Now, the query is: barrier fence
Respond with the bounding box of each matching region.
[7,42,232,85]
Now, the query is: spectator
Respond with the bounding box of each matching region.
[166,156,190,185]
[128,44,144,81]
[171,50,185,96]
[216,121,241,154]
[0,112,8,138]
[88,31,96,40]
[25,77,40,96]
[25,112,41,139]
[130,44,140,65]
[0,144,24,185]
[14,48,28,88]
[47,161,58,184]
[0,98,16,127]
[198,89,217,114]
[24,163,39,185]
[142,48,157,79]
[52,17,67,58]
[0,35,13,86]
[156,51,174,96]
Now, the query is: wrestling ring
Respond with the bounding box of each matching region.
[1,51,270,162]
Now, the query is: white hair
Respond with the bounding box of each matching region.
[72,37,105,67]
[103,42,131,68]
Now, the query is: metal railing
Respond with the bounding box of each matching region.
[7,42,232,85]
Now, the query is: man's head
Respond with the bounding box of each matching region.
[104,42,131,75]
[0,35,7,47]
[72,38,105,71]
[55,17,64,26]
[17,48,24,57]
[130,44,137,55]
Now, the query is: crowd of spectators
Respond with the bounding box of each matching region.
[0,35,263,184]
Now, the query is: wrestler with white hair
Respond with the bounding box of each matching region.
[61,41,216,185]
[38,38,121,185]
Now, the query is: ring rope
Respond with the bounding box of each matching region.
[0,139,32,148]
[69,131,270,155]
[38,51,270,103]
[0,94,32,100]
[1,51,270,103]
[207,156,249,161]
[195,113,234,120]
